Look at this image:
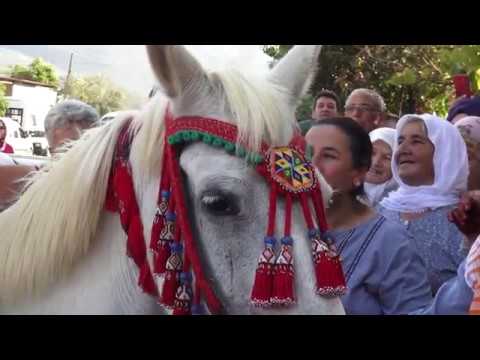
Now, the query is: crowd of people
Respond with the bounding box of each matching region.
[1,83,480,315]
[304,89,480,314]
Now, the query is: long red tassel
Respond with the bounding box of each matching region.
[272,193,295,306]
[153,210,176,276]
[251,237,277,307]
[173,251,193,315]
[300,193,346,298]
[161,242,183,307]
[172,285,192,315]
[114,161,137,232]
[138,261,158,297]
[251,184,278,307]
[311,232,347,297]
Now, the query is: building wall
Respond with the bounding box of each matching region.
[8,84,57,131]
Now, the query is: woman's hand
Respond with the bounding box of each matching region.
[448,191,480,246]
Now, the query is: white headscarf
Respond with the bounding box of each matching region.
[380,114,469,213]
[364,128,398,207]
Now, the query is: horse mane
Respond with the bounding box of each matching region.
[0,66,332,305]
[0,112,137,303]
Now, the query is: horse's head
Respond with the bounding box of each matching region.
[129,45,342,314]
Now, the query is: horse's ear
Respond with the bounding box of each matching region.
[146,45,206,99]
[268,45,322,104]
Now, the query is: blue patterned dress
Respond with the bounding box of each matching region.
[328,214,432,314]
[378,205,468,295]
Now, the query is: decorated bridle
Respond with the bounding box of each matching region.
[105,110,346,315]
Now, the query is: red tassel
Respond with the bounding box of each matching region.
[173,274,193,316]
[153,240,171,275]
[161,246,183,307]
[138,261,158,297]
[272,238,295,306]
[311,232,346,297]
[114,161,136,231]
[153,213,176,276]
[251,237,277,307]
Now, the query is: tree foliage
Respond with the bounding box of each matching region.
[63,74,128,116]
[10,58,59,88]
[263,45,480,120]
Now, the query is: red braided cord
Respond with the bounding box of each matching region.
[299,193,316,230]
[159,141,171,195]
[284,193,293,237]
[267,183,278,237]
[311,187,329,232]
[166,143,223,315]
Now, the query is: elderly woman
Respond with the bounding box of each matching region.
[364,128,398,207]
[45,99,99,154]
[306,118,432,314]
[454,116,480,191]
[379,114,469,294]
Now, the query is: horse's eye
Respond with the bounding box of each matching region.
[200,191,240,216]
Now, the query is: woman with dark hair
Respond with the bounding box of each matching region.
[305,117,432,314]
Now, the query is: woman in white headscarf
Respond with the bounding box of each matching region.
[364,128,398,207]
[379,114,469,294]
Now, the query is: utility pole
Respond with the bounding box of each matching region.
[64,52,74,98]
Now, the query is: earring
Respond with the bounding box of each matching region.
[328,189,341,205]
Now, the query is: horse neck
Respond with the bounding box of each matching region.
[3,213,162,315]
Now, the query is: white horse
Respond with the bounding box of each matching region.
[0,45,345,315]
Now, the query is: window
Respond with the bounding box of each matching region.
[6,108,23,124]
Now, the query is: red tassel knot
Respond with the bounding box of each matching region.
[251,237,277,307]
[310,230,347,298]
[272,237,295,306]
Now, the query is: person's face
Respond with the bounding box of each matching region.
[345,93,382,133]
[457,126,480,190]
[50,121,94,153]
[0,121,6,141]
[313,97,338,121]
[306,125,366,192]
[366,140,393,185]
[395,120,435,186]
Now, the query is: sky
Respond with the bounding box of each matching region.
[0,45,272,97]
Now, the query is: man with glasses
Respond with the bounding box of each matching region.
[344,89,386,133]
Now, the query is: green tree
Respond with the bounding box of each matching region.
[0,84,8,116]
[263,45,464,119]
[64,74,128,116]
[10,58,59,88]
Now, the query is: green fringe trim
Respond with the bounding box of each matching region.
[167,130,265,165]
